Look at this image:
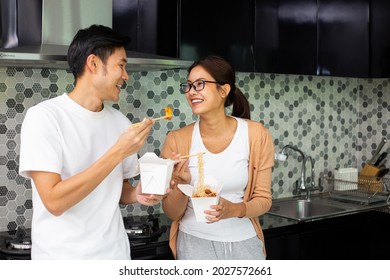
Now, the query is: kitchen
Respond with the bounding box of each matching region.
[1,0,390,262]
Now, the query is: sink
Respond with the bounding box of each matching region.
[268,199,347,221]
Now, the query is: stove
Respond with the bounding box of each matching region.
[124,214,174,260]
[0,214,173,260]
[0,227,31,260]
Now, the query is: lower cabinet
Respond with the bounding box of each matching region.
[264,210,390,260]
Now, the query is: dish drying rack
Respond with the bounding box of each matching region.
[320,175,390,205]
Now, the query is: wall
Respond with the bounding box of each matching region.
[0,66,389,232]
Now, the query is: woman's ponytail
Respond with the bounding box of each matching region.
[230,88,250,120]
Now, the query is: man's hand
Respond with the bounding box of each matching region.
[115,119,154,160]
[135,182,164,206]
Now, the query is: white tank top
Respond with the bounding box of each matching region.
[179,117,257,242]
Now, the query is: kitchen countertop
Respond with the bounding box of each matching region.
[1,195,389,260]
[260,192,390,231]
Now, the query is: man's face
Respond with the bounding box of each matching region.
[95,47,129,102]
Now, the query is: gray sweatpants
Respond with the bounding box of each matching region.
[176,230,266,260]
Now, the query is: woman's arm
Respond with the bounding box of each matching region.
[205,166,272,222]
[244,123,274,217]
[243,167,273,217]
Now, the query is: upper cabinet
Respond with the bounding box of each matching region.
[113,0,390,78]
[113,0,179,58]
[255,0,317,75]
[370,0,390,78]
[179,0,255,72]
[317,0,369,78]
[255,0,371,78]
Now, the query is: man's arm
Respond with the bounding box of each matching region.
[30,120,153,216]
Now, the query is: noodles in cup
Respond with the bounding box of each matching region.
[192,152,217,198]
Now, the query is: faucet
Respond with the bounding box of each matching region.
[275,145,318,200]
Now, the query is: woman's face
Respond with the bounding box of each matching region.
[186,65,229,116]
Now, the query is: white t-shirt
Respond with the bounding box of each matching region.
[179,117,257,242]
[19,93,139,259]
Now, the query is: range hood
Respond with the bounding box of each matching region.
[0,0,192,72]
[0,44,193,72]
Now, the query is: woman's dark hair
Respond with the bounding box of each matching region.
[67,24,131,80]
[188,55,251,119]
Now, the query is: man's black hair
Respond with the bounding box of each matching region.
[67,24,131,80]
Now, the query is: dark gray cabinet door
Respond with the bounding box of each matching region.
[370,0,390,78]
[255,0,369,78]
[255,0,318,75]
[317,0,369,78]
[1,0,42,48]
[180,0,255,72]
[113,0,179,58]
[112,0,388,78]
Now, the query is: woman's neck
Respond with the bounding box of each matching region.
[199,115,237,153]
[199,114,231,137]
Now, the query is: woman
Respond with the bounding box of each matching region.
[161,55,274,260]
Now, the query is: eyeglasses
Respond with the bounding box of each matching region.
[179,80,221,93]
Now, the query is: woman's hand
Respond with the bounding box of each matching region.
[204,197,246,223]
[169,152,191,186]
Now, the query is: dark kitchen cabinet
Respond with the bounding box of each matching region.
[370,0,390,78]
[264,210,390,260]
[317,0,369,78]
[179,0,255,72]
[0,0,42,48]
[255,0,318,75]
[112,0,390,78]
[255,0,370,78]
[113,0,179,58]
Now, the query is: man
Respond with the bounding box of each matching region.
[19,25,161,259]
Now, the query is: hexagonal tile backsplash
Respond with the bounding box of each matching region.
[0,66,389,231]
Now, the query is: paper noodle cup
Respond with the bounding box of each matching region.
[191,196,220,222]
[178,175,223,222]
[139,152,175,195]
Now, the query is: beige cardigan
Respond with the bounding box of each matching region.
[161,119,274,259]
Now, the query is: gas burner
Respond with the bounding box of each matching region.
[126,223,151,236]
[123,217,163,242]
[10,238,32,250]
[0,237,32,256]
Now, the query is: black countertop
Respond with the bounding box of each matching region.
[0,213,173,260]
[0,211,294,260]
[262,193,390,226]
[1,198,389,260]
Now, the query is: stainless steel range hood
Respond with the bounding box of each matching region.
[0,44,192,72]
[0,0,192,72]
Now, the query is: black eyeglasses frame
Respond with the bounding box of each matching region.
[179,80,221,93]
